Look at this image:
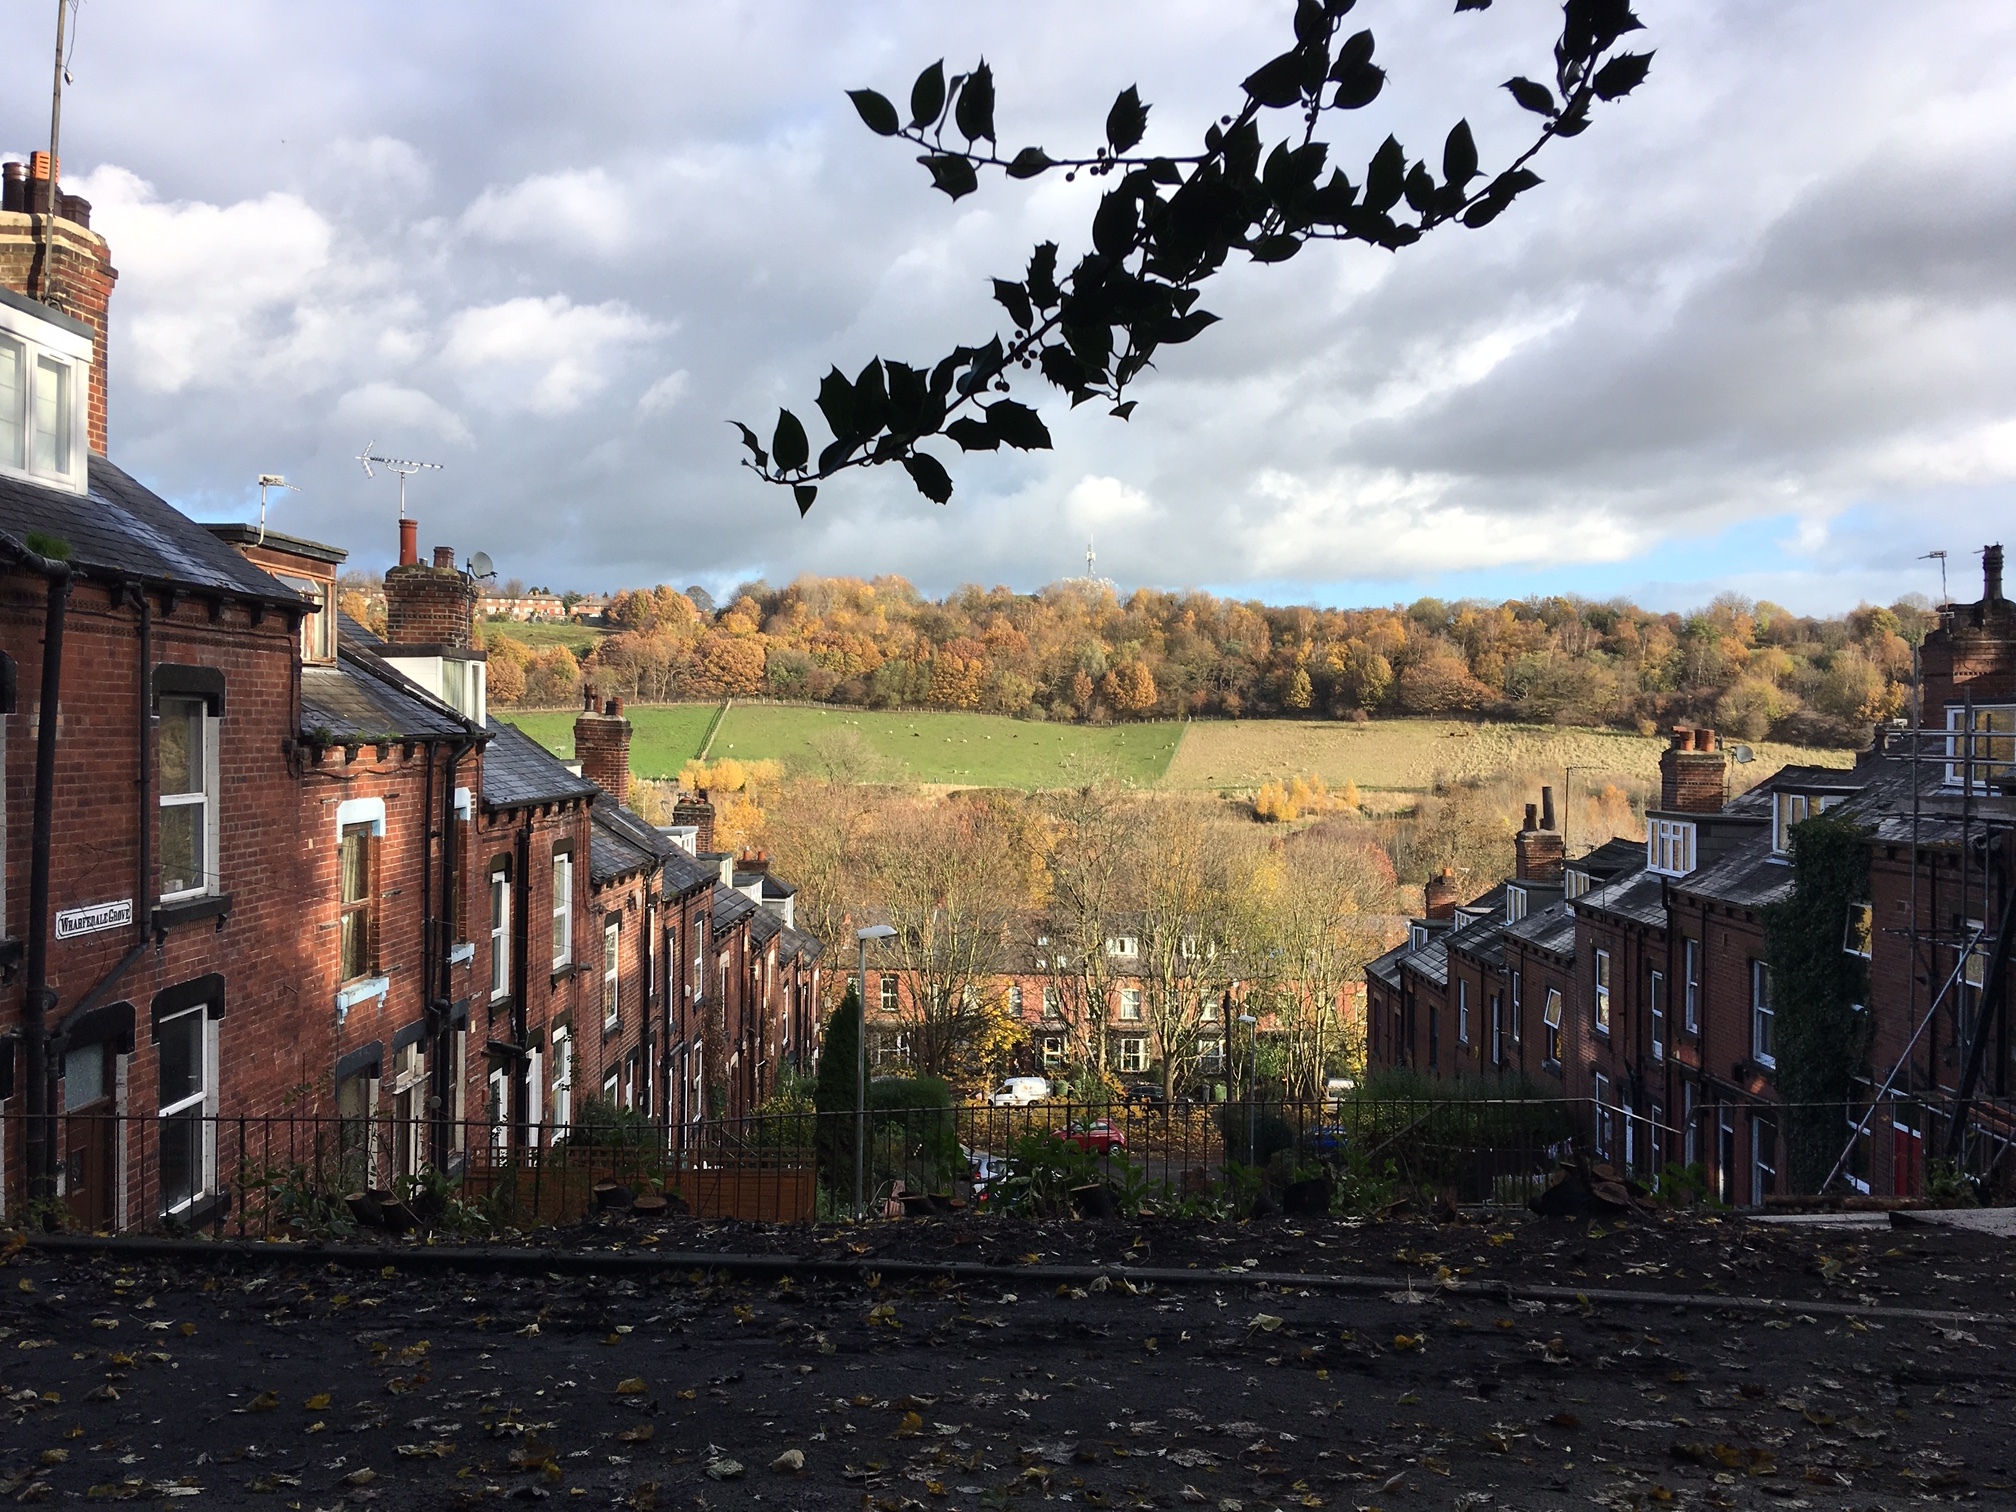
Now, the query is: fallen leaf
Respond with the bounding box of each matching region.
[303,1393,331,1411]
[246,1391,279,1412]
[705,1457,745,1480]
[618,1425,655,1444]
[771,1449,805,1472]
[615,1377,649,1396]
[343,1468,377,1486]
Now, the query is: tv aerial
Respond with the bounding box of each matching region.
[356,441,443,519]
[254,472,299,546]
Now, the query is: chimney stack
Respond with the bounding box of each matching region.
[382,528,478,650]
[574,695,633,806]
[674,789,717,854]
[1659,726,1728,813]
[2,153,118,454]
[1424,868,1459,921]
[1514,787,1565,882]
[1987,544,2005,603]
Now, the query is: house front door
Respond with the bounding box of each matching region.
[62,1043,118,1231]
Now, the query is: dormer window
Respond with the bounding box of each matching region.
[1409,923,1429,950]
[1563,869,1590,900]
[0,293,92,494]
[1105,935,1138,959]
[1945,706,2016,790]
[1505,886,1528,924]
[1648,817,1696,877]
[1772,790,1842,855]
[273,572,336,663]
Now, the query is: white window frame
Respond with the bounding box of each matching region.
[1945,705,2016,790]
[1106,935,1138,959]
[551,850,573,969]
[1593,1070,1613,1161]
[1457,978,1470,1045]
[1648,968,1665,1062]
[1505,885,1527,924]
[1116,1036,1148,1074]
[602,915,621,1030]
[1042,984,1062,1020]
[1509,969,1523,1046]
[1008,983,1024,1017]
[1683,937,1700,1033]
[158,696,221,903]
[1542,987,1563,1066]
[1119,986,1143,1022]
[1593,948,1612,1035]
[880,972,899,1015]
[274,572,336,664]
[489,864,511,1000]
[1750,959,1775,1067]
[0,302,90,493]
[1563,869,1590,900]
[1039,1034,1067,1070]
[156,1004,219,1217]
[1647,817,1696,877]
[1773,790,1843,855]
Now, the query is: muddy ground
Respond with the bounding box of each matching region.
[1,1211,2011,1510]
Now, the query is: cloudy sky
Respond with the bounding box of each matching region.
[5,1,2012,612]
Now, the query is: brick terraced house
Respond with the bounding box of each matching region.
[1366,551,2016,1205]
[0,187,818,1225]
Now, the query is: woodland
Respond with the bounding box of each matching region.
[366,574,1937,749]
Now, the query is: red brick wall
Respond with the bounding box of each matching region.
[383,563,478,650]
[0,211,118,454]
[575,704,631,805]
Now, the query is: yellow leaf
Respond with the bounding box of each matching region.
[894,1411,923,1438]
[677,1389,697,1401]
[248,1391,280,1412]
[41,1449,69,1466]
[304,1394,331,1411]
[616,1377,649,1396]
[618,1425,655,1444]
[179,1323,196,1337]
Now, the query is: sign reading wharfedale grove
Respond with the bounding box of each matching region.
[55,899,134,940]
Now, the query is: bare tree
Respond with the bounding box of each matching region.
[1037,782,1135,1080]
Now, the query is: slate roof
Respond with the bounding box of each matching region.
[481,716,599,808]
[1504,897,1577,959]
[339,611,385,648]
[1574,865,1666,928]
[750,908,783,949]
[1568,836,1648,880]
[0,456,305,605]
[779,925,823,965]
[712,883,758,934]
[1445,910,1509,969]
[589,795,681,887]
[1367,939,1410,988]
[663,847,719,897]
[1674,838,1795,913]
[302,644,471,743]
[1401,935,1449,988]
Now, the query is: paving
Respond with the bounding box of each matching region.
[2,1211,2013,1510]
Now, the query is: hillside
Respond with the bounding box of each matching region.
[469,574,1930,751]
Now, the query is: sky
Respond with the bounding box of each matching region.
[4,0,2012,615]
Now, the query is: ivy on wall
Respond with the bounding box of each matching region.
[1764,812,1872,1192]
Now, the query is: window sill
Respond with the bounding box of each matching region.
[153,893,233,933]
[550,963,580,987]
[448,942,476,966]
[161,1189,231,1232]
[335,976,391,1023]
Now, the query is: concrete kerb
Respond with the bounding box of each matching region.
[18,1233,2011,1330]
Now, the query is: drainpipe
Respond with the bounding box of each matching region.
[432,734,476,1163]
[6,533,73,1209]
[133,587,152,954]
[513,822,531,1142]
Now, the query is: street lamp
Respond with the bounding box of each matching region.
[854,925,897,1220]
[1236,1013,1259,1163]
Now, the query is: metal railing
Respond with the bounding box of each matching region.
[5,1088,2011,1237]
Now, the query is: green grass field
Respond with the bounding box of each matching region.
[710,704,1184,786]
[498,702,1856,793]
[503,704,720,777]
[482,620,606,653]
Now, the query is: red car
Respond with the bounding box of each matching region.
[1056,1119,1128,1155]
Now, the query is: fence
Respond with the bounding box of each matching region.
[4,1088,2012,1238]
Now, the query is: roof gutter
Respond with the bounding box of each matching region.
[2,530,74,1213]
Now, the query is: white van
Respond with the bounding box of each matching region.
[989,1076,1051,1107]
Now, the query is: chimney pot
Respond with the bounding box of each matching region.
[1697,727,1717,753]
[1987,543,2005,603]
[1540,785,1556,831]
[28,151,56,181]
[1523,803,1538,832]
[433,545,455,570]
[398,518,419,567]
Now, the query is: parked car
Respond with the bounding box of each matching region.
[989,1076,1051,1107]
[1057,1119,1128,1155]
[1323,1076,1356,1104]
[963,1145,1006,1205]
[1121,1082,1167,1109]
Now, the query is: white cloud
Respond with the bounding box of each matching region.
[334,381,472,448]
[440,295,658,415]
[1065,475,1157,532]
[460,168,632,256]
[636,370,690,414]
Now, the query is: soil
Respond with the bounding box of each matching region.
[2,1210,2011,1510]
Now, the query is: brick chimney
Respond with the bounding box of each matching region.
[382,532,478,650]
[2,153,119,454]
[673,789,716,854]
[1659,726,1728,814]
[1424,867,1459,921]
[1514,785,1565,882]
[575,693,632,806]
[1920,543,2016,724]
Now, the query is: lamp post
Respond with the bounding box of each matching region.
[854,925,897,1221]
[1236,1013,1259,1163]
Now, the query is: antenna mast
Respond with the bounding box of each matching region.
[1922,550,1949,607]
[255,474,300,547]
[356,441,443,519]
[1086,536,1096,579]
[33,0,74,304]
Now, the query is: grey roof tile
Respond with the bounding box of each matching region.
[302,646,470,743]
[482,716,599,808]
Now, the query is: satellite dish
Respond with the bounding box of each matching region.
[1732,744,1756,764]
[468,551,495,579]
